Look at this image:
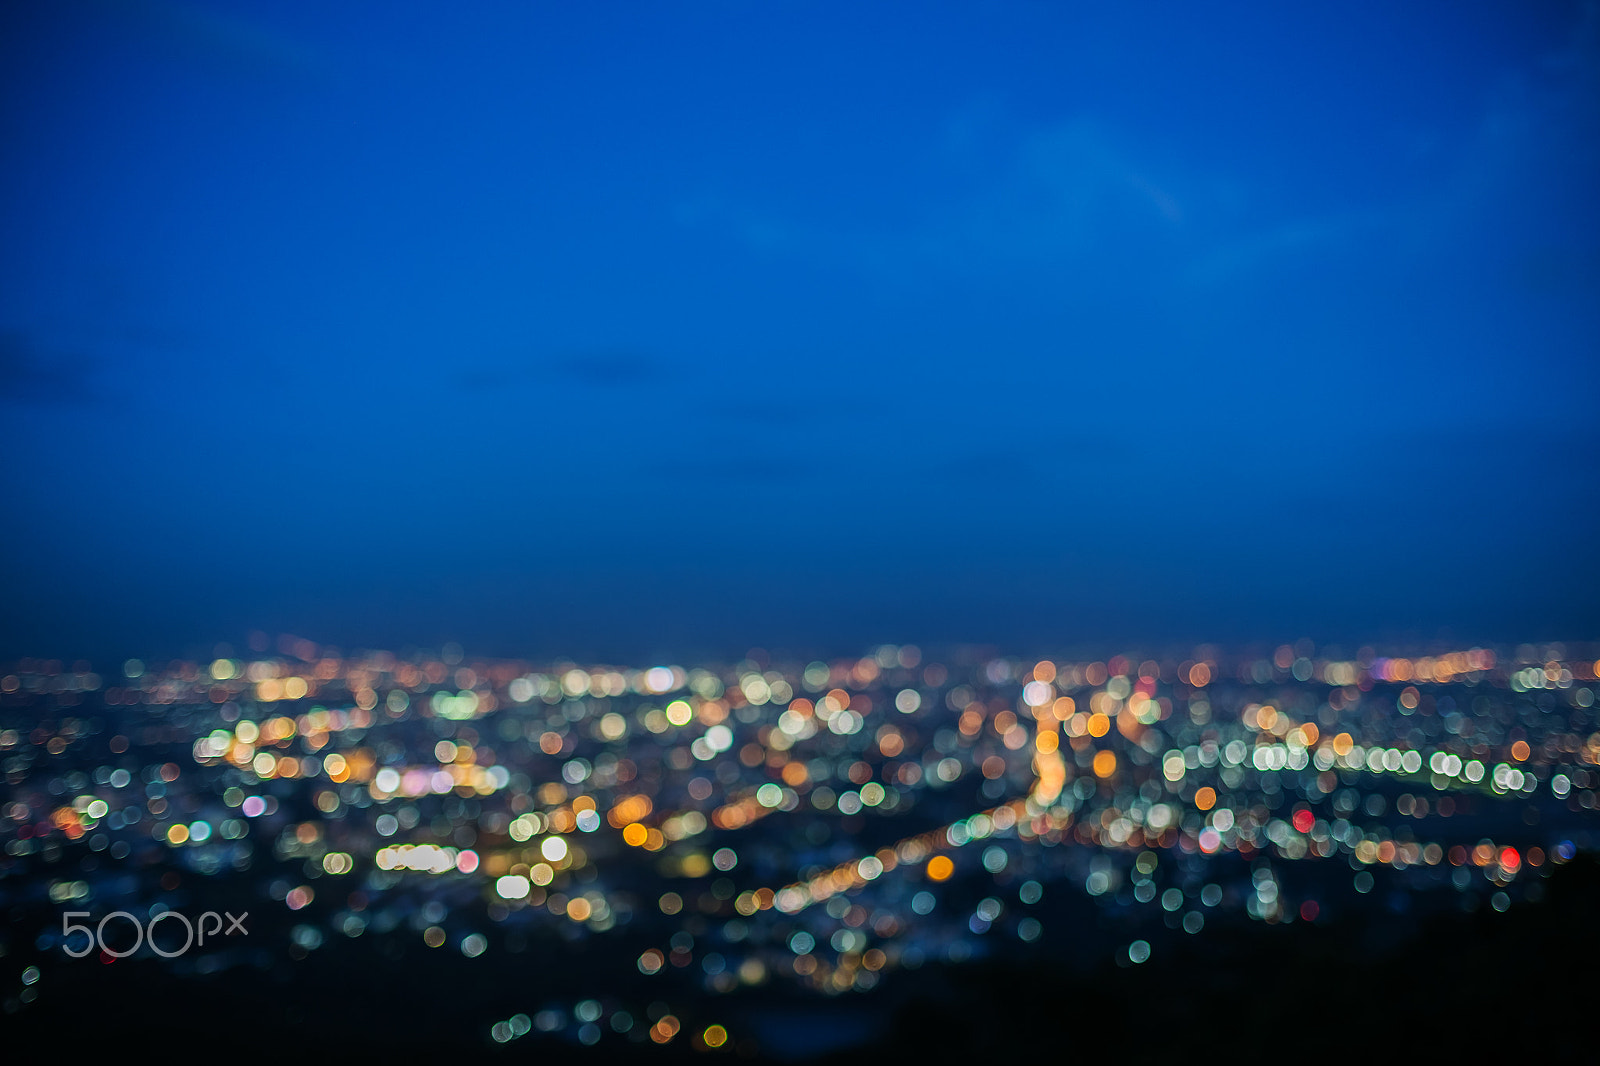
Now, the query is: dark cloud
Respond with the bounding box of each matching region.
[98,0,319,75]
[0,331,99,406]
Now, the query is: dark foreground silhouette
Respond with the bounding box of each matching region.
[6,855,1595,1063]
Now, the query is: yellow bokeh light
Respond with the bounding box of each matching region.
[1194,786,1217,811]
[926,854,954,882]
[1092,750,1117,778]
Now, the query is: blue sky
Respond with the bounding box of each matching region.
[2,1,1597,661]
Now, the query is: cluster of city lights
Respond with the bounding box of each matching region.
[2,637,1596,1044]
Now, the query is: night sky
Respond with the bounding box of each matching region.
[2,1,1597,663]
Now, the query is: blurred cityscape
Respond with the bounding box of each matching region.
[3,638,1598,1057]
[5,3,1597,1060]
